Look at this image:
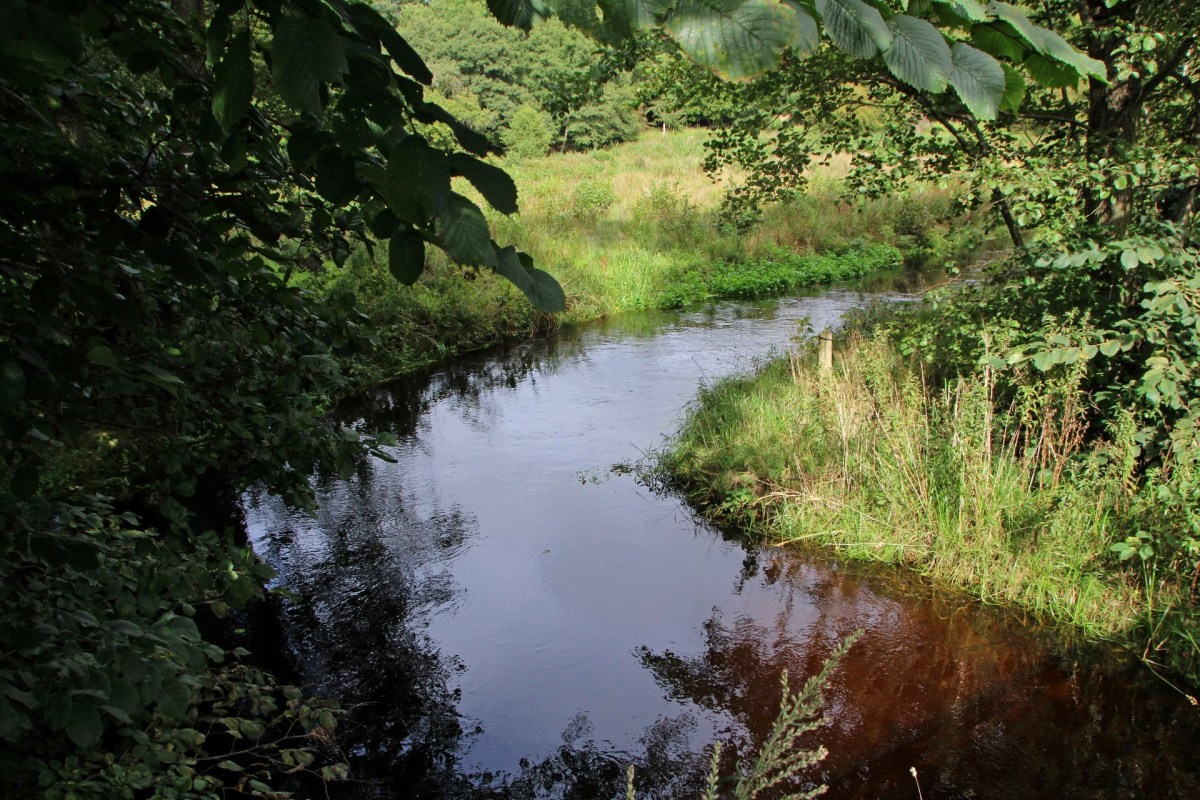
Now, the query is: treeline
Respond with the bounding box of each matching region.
[374,0,640,154]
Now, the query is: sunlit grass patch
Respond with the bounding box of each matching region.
[661,333,1151,641]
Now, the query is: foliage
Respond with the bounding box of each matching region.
[661,333,1150,643]
[657,242,902,307]
[388,0,644,151]
[0,0,563,795]
[645,0,1200,685]
[563,73,643,149]
[501,103,557,158]
[496,0,1103,122]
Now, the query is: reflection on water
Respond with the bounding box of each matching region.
[244,288,1200,799]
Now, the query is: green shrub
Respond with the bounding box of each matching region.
[502,104,554,159]
[570,178,617,222]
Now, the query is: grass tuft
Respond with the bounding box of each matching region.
[661,333,1155,642]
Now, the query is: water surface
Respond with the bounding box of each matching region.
[244,290,1200,798]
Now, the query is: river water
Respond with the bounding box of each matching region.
[243,285,1200,799]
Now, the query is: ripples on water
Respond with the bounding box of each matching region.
[243,287,1200,799]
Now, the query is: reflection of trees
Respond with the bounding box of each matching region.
[635,558,1200,800]
[499,713,709,800]
[244,480,478,797]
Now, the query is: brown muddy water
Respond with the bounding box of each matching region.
[243,286,1200,799]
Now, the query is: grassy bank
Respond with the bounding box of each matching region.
[660,331,1198,683]
[309,129,977,384]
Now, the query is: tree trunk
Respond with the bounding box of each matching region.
[1080,0,1141,233]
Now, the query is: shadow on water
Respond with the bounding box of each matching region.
[243,288,1200,799]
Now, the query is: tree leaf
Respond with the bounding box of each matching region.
[883,15,952,93]
[388,230,425,285]
[970,22,1027,61]
[666,0,809,81]
[87,345,119,368]
[448,153,519,214]
[782,1,820,57]
[212,29,252,134]
[1,359,26,408]
[1031,349,1055,371]
[597,0,674,38]
[488,0,547,28]
[437,194,496,267]
[316,149,361,207]
[935,0,989,21]
[949,42,1004,120]
[1000,62,1025,113]
[492,248,565,312]
[815,0,892,59]
[1022,51,1080,88]
[987,1,1105,80]
[383,137,451,223]
[413,101,493,156]
[66,705,102,748]
[272,13,348,117]
[524,266,567,313]
[985,1,1043,49]
[346,3,434,85]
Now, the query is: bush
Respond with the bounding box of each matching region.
[570,178,616,222]
[502,104,554,159]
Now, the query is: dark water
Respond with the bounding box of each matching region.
[244,288,1200,799]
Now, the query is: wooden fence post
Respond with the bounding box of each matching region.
[819,329,833,372]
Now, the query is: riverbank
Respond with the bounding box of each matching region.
[302,129,976,387]
[660,330,1199,689]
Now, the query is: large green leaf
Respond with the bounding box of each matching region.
[782,0,820,57]
[970,21,1027,61]
[382,136,451,223]
[272,13,348,117]
[414,101,493,156]
[212,29,252,133]
[666,0,809,81]
[346,3,433,85]
[388,229,426,285]
[448,153,519,215]
[437,194,496,267]
[594,0,672,38]
[815,0,891,59]
[488,0,548,28]
[949,42,1004,119]
[493,248,566,312]
[525,266,567,313]
[1022,51,1080,88]
[934,0,988,22]
[883,14,952,93]
[1000,62,1025,113]
[987,1,1105,80]
[985,1,1042,48]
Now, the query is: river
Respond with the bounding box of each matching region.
[243,283,1200,799]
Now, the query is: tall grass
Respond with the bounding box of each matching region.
[661,333,1158,641]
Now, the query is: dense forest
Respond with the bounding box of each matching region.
[1,0,1196,798]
